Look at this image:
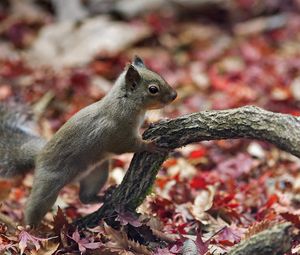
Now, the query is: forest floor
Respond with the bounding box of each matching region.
[1,1,300,254]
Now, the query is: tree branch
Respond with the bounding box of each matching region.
[75,106,300,228]
[228,223,293,255]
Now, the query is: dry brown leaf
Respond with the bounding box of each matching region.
[242,220,278,240]
[104,223,129,250]
[31,241,59,255]
[143,216,164,231]
[151,229,177,243]
[103,223,151,255]
[127,239,152,255]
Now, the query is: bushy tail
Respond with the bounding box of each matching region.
[0,103,46,178]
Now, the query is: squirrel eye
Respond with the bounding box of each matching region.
[148,85,159,94]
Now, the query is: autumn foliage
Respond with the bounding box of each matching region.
[1,0,300,254]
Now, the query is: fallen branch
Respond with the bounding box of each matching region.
[228,222,293,255]
[75,106,300,228]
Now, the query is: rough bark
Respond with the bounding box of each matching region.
[75,106,300,228]
[228,223,293,255]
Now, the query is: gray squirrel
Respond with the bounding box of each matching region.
[0,56,177,227]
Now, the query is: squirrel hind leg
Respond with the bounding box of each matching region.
[25,178,64,227]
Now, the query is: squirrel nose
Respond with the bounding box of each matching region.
[170,90,177,101]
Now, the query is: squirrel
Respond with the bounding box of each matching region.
[0,56,177,227]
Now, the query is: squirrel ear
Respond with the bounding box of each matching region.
[133,55,145,68]
[125,64,141,91]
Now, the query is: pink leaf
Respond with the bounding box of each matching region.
[115,211,142,227]
[216,226,243,245]
[71,229,81,242]
[69,229,102,253]
[195,232,210,255]
[18,230,50,254]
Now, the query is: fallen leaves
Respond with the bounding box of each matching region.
[1,1,300,254]
[190,186,215,221]
[69,228,102,253]
[104,223,152,255]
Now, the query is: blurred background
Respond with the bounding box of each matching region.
[1,0,300,131]
[1,1,300,252]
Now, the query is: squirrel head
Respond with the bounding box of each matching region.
[124,56,177,109]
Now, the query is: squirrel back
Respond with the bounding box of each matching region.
[0,103,46,178]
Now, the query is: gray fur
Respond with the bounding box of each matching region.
[0,57,177,226]
[0,103,46,177]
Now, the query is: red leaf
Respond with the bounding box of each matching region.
[209,65,230,91]
[280,212,300,229]
[190,176,207,189]
[264,194,278,208]
[195,231,210,254]
[53,207,70,236]
[149,197,175,222]
[163,158,178,168]
[156,177,169,189]
[189,147,207,159]
[70,69,90,91]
